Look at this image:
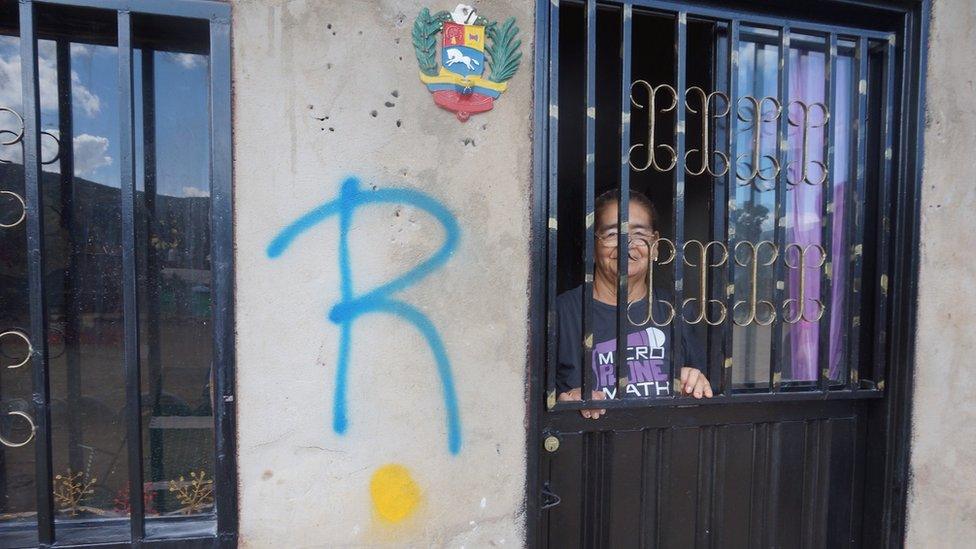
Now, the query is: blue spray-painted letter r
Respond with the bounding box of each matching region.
[267,176,462,454]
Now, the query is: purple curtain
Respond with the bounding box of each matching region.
[786,48,851,381]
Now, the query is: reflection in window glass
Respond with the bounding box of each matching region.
[781,35,853,384]
[826,45,855,384]
[135,41,214,519]
[46,36,130,536]
[0,31,38,530]
[732,28,778,387]
[0,7,215,536]
[731,31,856,388]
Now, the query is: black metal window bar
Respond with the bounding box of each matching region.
[0,0,235,546]
[545,0,900,411]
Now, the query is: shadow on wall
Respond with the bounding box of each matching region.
[266,176,463,455]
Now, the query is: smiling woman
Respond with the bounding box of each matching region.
[555,188,712,417]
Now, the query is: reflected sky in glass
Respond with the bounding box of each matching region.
[0,36,208,197]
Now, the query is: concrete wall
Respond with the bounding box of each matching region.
[228,0,976,545]
[907,0,976,545]
[232,0,534,546]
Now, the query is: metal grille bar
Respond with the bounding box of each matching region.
[721,19,739,395]
[873,36,897,390]
[545,0,561,410]
[847,36,870,390]
[34,0,226,20]
[615,2,633,399]
[580,0,596,401]
[769,25,790,393]
[556,387,882,411]
[19,1,56,544]
[117,9,146,541]
[817,33,839,392]
[628,0,892,40]
[671,11,687,398]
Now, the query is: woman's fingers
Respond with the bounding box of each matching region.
[558,387,607,418]
[558,388,582,402]
[680,371,713,399]
[557,388,592,417]
[683,368,700,395]
[588,390,606,419]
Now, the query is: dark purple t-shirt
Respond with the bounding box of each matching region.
[555,285,705,398]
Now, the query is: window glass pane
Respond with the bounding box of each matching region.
[732,27,778,388]
[44,24,131,541]
[781,33,827,385]
[133,13,214,524]
[827,41,856,384]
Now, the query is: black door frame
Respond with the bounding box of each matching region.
[525,0,929,546]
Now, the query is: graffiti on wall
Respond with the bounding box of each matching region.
[267,176,463,455]
[369,463,422,523]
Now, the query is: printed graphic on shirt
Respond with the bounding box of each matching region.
[592,327,671,398]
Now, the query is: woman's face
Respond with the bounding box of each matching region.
[594,201,659,282]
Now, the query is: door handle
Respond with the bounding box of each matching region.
[541,481,561,510]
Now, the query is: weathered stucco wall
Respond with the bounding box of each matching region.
[907,0,976,545]
[232,0,534,545]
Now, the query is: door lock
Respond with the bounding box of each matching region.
[543,435,560,453]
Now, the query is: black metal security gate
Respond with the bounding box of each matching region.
[527,0,928,547]
[0,1,235,546]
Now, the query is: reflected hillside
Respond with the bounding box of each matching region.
[0,163,211,323]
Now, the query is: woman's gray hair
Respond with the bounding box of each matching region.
[594,188,660,231]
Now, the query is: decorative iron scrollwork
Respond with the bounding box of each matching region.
[0,410,36,448]
[0,105,62,229]
[681,240,729,325]
[0,330,32,369]
[0,107,24,146]
[628,81,678,173]
[732,240,779,326]
[0,106,61,166]
[0,190,26,229]
[786,100,829,186]
[685,87,731,177]
[735,95,782,190]
[783,243,826,323]
[624,237,827,328]
[628,237,676,327]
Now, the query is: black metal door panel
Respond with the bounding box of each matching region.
[543,404,863,548]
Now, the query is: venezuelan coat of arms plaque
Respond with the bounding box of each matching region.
[412,4,523,122]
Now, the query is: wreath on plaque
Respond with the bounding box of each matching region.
[412,4,522,122]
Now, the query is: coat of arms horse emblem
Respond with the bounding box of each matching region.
[413,4,523,121]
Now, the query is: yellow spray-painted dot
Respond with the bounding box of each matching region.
[369,464,421,523]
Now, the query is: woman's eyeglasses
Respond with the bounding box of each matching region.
[596,230,656,248]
